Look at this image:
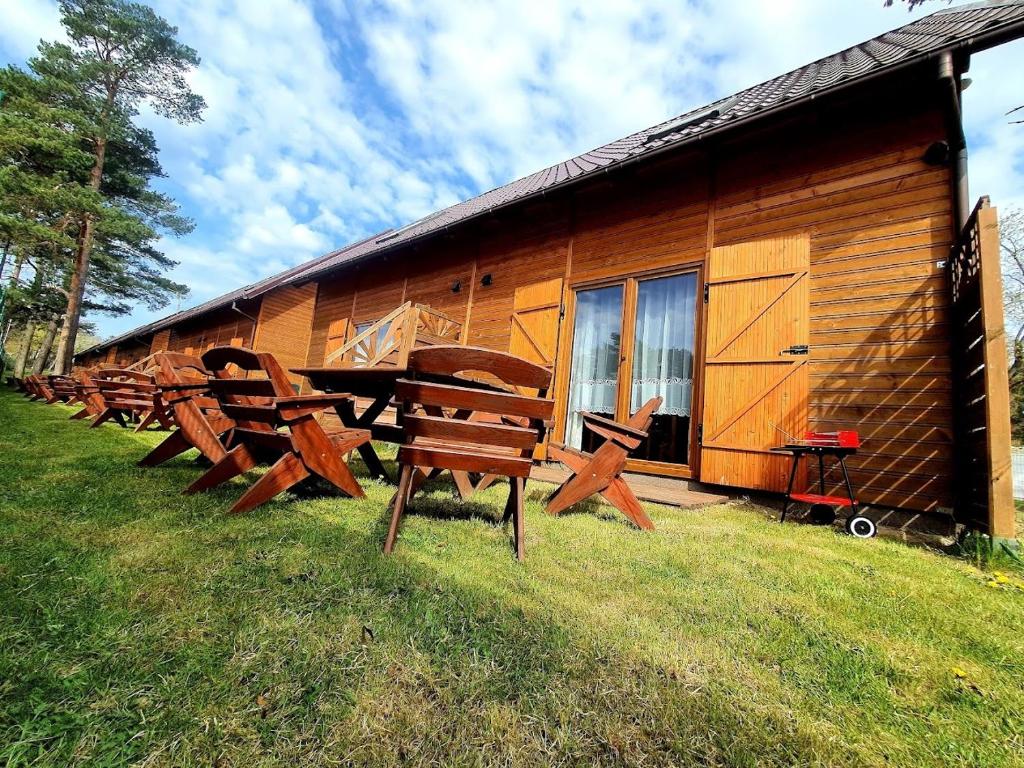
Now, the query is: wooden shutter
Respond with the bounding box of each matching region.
[325,318,351,360]
[699,235,810,491]
[508,277,563,458]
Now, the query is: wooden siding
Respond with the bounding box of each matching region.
[286,85,957,514]
[713,108,953,512]
[252,283,317,385]
[168,306,256,357]
[149,329,171,354]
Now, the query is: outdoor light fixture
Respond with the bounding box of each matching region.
[481,273,493,286]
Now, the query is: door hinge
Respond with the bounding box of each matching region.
[697,423,703,445]
[703,284,710,303]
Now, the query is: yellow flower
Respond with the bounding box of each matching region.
[986,580,1000,588]
[952,667,968,679]
[995,574,1010,584]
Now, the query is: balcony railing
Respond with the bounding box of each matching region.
[324,301,463,368]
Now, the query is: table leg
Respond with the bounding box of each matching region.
[782,452,799,523]
[335,397,391,482]
[838,457,859,516]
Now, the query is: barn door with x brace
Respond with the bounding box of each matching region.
[699,235,810,492]
[508,277,564,459]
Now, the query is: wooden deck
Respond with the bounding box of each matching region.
[530,463,730,509]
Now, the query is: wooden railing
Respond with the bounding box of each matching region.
[324,302,462,368]
[949,197,1015,538]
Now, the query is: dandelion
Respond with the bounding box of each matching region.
[952,667,968,679]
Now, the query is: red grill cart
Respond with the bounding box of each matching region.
[772,431,876,538]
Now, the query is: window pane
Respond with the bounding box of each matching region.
[565,285,623,449]
[629,272,698,465]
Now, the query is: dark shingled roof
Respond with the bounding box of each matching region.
[78,0,1024,358]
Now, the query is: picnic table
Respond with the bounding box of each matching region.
[292,367,408,482]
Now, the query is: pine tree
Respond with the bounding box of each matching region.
[34,0,205,372]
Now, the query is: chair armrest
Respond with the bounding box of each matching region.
[580,411,649,441]
[274,393,354,422]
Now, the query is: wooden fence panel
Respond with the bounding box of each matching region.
[949,197,1015,537]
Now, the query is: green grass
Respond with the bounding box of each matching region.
[1,389,1022,767]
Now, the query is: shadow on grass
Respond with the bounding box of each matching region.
[2,391,1024,767]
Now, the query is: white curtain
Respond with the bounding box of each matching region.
[630,273,697,418]
[565,285,622,448]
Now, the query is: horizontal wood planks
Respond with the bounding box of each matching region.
[715,107,954,512]
[168,306,256,358]
[252,283,317,386]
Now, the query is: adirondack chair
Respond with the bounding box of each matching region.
[545,396,663,530]
[138,352,235,467]
[184,346,371,515]
[91,368,173,431]
[384,346,554,560]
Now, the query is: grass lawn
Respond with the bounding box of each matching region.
[1,389,1023,767]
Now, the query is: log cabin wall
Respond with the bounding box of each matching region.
[167,305,256,357]
[301,79,954,514]
[251,283,317,386]
[149,329,171,354]
[713,105,954,513]
[113,339,152,367]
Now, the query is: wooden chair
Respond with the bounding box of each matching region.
[384,346,554,560]
[545,396,663,530]
[138,352,235,467]
[90,368,173,431]
[184,346,371,515]
[69,370,106,421]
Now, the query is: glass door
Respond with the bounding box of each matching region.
[628,272,698,466]
[563,269,699,469]
[564,284,623,450]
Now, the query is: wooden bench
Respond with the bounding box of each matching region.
[90,368,173,431]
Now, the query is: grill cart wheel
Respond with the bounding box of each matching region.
[845,515,877,539]
[808,503,837,525]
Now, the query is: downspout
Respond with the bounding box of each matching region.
[939,51,970,231]
[230,300,258,324]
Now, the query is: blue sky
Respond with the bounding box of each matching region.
[2,0,1023,341]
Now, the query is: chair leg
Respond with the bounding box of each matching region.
[134,411,157,432]
[90,408,116,428]
[185,444,258,494]
[508,477,525,561]
[138,429,192,467]
[452,470,475,501]
[474,473,500,494]
[600,477,655,531]
[229,452,309,515]
[384,464,414,555]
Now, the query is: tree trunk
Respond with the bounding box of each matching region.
[52,135,107,374]
[32,316,61,374]
[13,321,37,379]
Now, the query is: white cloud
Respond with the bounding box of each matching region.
[0,0,63,61]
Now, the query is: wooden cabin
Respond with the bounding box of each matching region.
[76,3,1024,537]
